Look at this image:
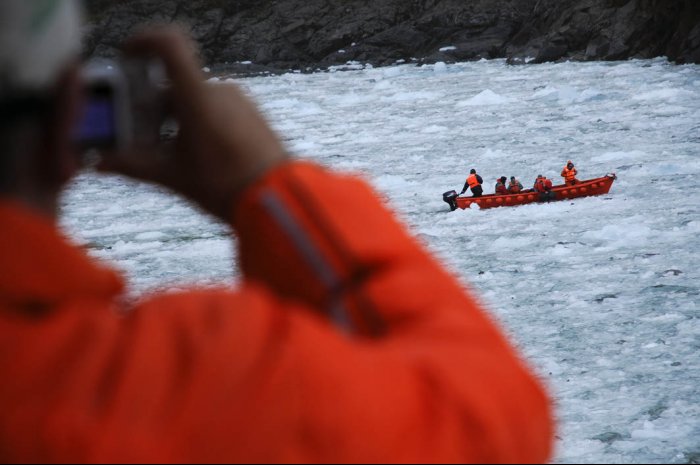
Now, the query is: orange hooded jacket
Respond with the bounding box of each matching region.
[0,162,553,463]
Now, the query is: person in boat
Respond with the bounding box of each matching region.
[508,176,523,193]
[495,176,509,195]
[561,160,580,186]
[459,169,484,198]
[534,175,555,202]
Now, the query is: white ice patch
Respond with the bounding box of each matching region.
[134,231,167,241]
[480,148,509,160]
[590,150,648,163]
[326,92,375,107]
[421,125,448,134]
[381,91,441,102]
[631,88,696,102]
[581,223,654,248]
[531,85,604,104]
[457,89,512,106]
[439,46,457,52]
[433,62,448,74]
[371,174,413,193]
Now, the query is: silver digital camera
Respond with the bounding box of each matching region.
[74,58,167,153]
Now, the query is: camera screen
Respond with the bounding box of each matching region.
[74,84,117,148]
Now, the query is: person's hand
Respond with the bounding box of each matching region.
[99,27,288,222]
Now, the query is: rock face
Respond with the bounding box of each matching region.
[84,0,700,74]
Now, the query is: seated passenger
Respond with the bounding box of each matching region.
[534,175,555,202]
[508,176,523,193]
[495,176,509,195]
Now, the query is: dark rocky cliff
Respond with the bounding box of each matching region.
[84,0,700,75]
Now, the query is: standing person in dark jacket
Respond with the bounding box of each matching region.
[460,169,484,197]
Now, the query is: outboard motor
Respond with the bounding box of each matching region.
[443,190,458,211]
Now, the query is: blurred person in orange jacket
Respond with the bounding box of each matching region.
[0,1,553,463]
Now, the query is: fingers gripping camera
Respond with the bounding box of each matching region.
[74,58,167,154]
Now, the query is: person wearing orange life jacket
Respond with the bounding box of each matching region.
[508,176,523,193]
[561,160,580,186]
[459,169,484,197]
[495,176,508,195]
[534,175,555,202]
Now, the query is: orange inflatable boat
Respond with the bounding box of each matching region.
[443,174,617,211]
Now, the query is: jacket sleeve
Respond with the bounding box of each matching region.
[459,180,470,195]
[230,162,553,462]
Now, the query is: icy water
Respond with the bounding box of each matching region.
[61,58,700,463]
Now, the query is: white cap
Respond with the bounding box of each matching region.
[0,0,82,95]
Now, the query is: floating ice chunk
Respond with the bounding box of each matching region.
[481,148,508,159]
[492,236,534,249]
[551,244,572,256]
[557,85,579,104]
[289,139,320,154]
[135,231,167,241]
[581,224,654,248]
[631,421,666,439]
[434,62,447,74]
[263,98,302,110]
[328,93,375,107]
[296,103,325,116]
[372,174,413,193]
[590,150,647,163]
[382,91,441,102]
[382,66,403,78]
[532,86,559,99]
[439,46,457,52]
[577,88,604,102]
[422,125,448,134]
[457,89,511,107]
[532,85,598,104]
[632,88,695,102]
